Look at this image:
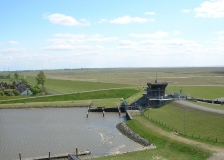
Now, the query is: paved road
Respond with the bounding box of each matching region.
[175,100,224,115]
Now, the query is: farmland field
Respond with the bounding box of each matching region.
[18,67,224,85]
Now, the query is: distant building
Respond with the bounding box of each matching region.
[16,82,32,95]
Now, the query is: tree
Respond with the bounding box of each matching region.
[36,71,46,86]
[14,72,19,80]
[30,85,40,95]
[6,74,10,79]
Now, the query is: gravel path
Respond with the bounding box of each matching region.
[175,100,224,115]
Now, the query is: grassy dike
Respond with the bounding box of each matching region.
[0,88,138,105]
[93,116,212,160]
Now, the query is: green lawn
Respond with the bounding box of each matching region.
[166,86,224,99]
[146,102,224,143]
[94,116,212,160]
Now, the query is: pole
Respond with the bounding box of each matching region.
[183,106,186,134]
[76,148,78,157]
[49,152,50,159]
[19,153,21,160]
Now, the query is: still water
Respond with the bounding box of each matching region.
[0,108,143,160]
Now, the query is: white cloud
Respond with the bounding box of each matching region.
[194,0,224,18]
[46,34,118,46]
[219,36,224,40]
[87,37,118,42]
[166,38,200,47]
[54,33,86,39]
[144,12,155,15]
[44,13,90,26]
[9,41,20,45]
[46,39,84,45]
[182,9,191,13]
[99,18,109,23]
[42,45,104,51]
[110,15,149,24]
[0,48,31,53]
[172,31,180,35]
[130,31,170,38]
[117,40,137,49]
[217,31,224,34]
[42,45,74,50]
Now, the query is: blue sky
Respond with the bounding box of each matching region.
[0,0,224,71]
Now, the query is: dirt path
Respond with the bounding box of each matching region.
[134,116,224,160]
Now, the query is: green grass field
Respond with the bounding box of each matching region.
[166,86,224,99]
[0,88,138,105]
[145,102,224,143]
[94,116,212,160]
[24,75,132,93]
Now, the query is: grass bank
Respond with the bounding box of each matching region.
[0,88,138,105]
[146,102,224,143]
[94,116,212,160]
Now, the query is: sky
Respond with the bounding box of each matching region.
[0,0,224,71]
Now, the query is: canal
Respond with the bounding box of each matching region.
[0,108,143,159]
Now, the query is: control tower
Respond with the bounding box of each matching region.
[143,75,170,107]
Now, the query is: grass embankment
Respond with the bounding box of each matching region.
[166,86,224,99]
[94,116,212,160]
[25,75,132,93]
[146,102,224,143]
[0,88,138,107]
[125,88,144,104]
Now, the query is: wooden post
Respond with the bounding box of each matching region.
[76,148,78,157]
[19,153,21,160]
